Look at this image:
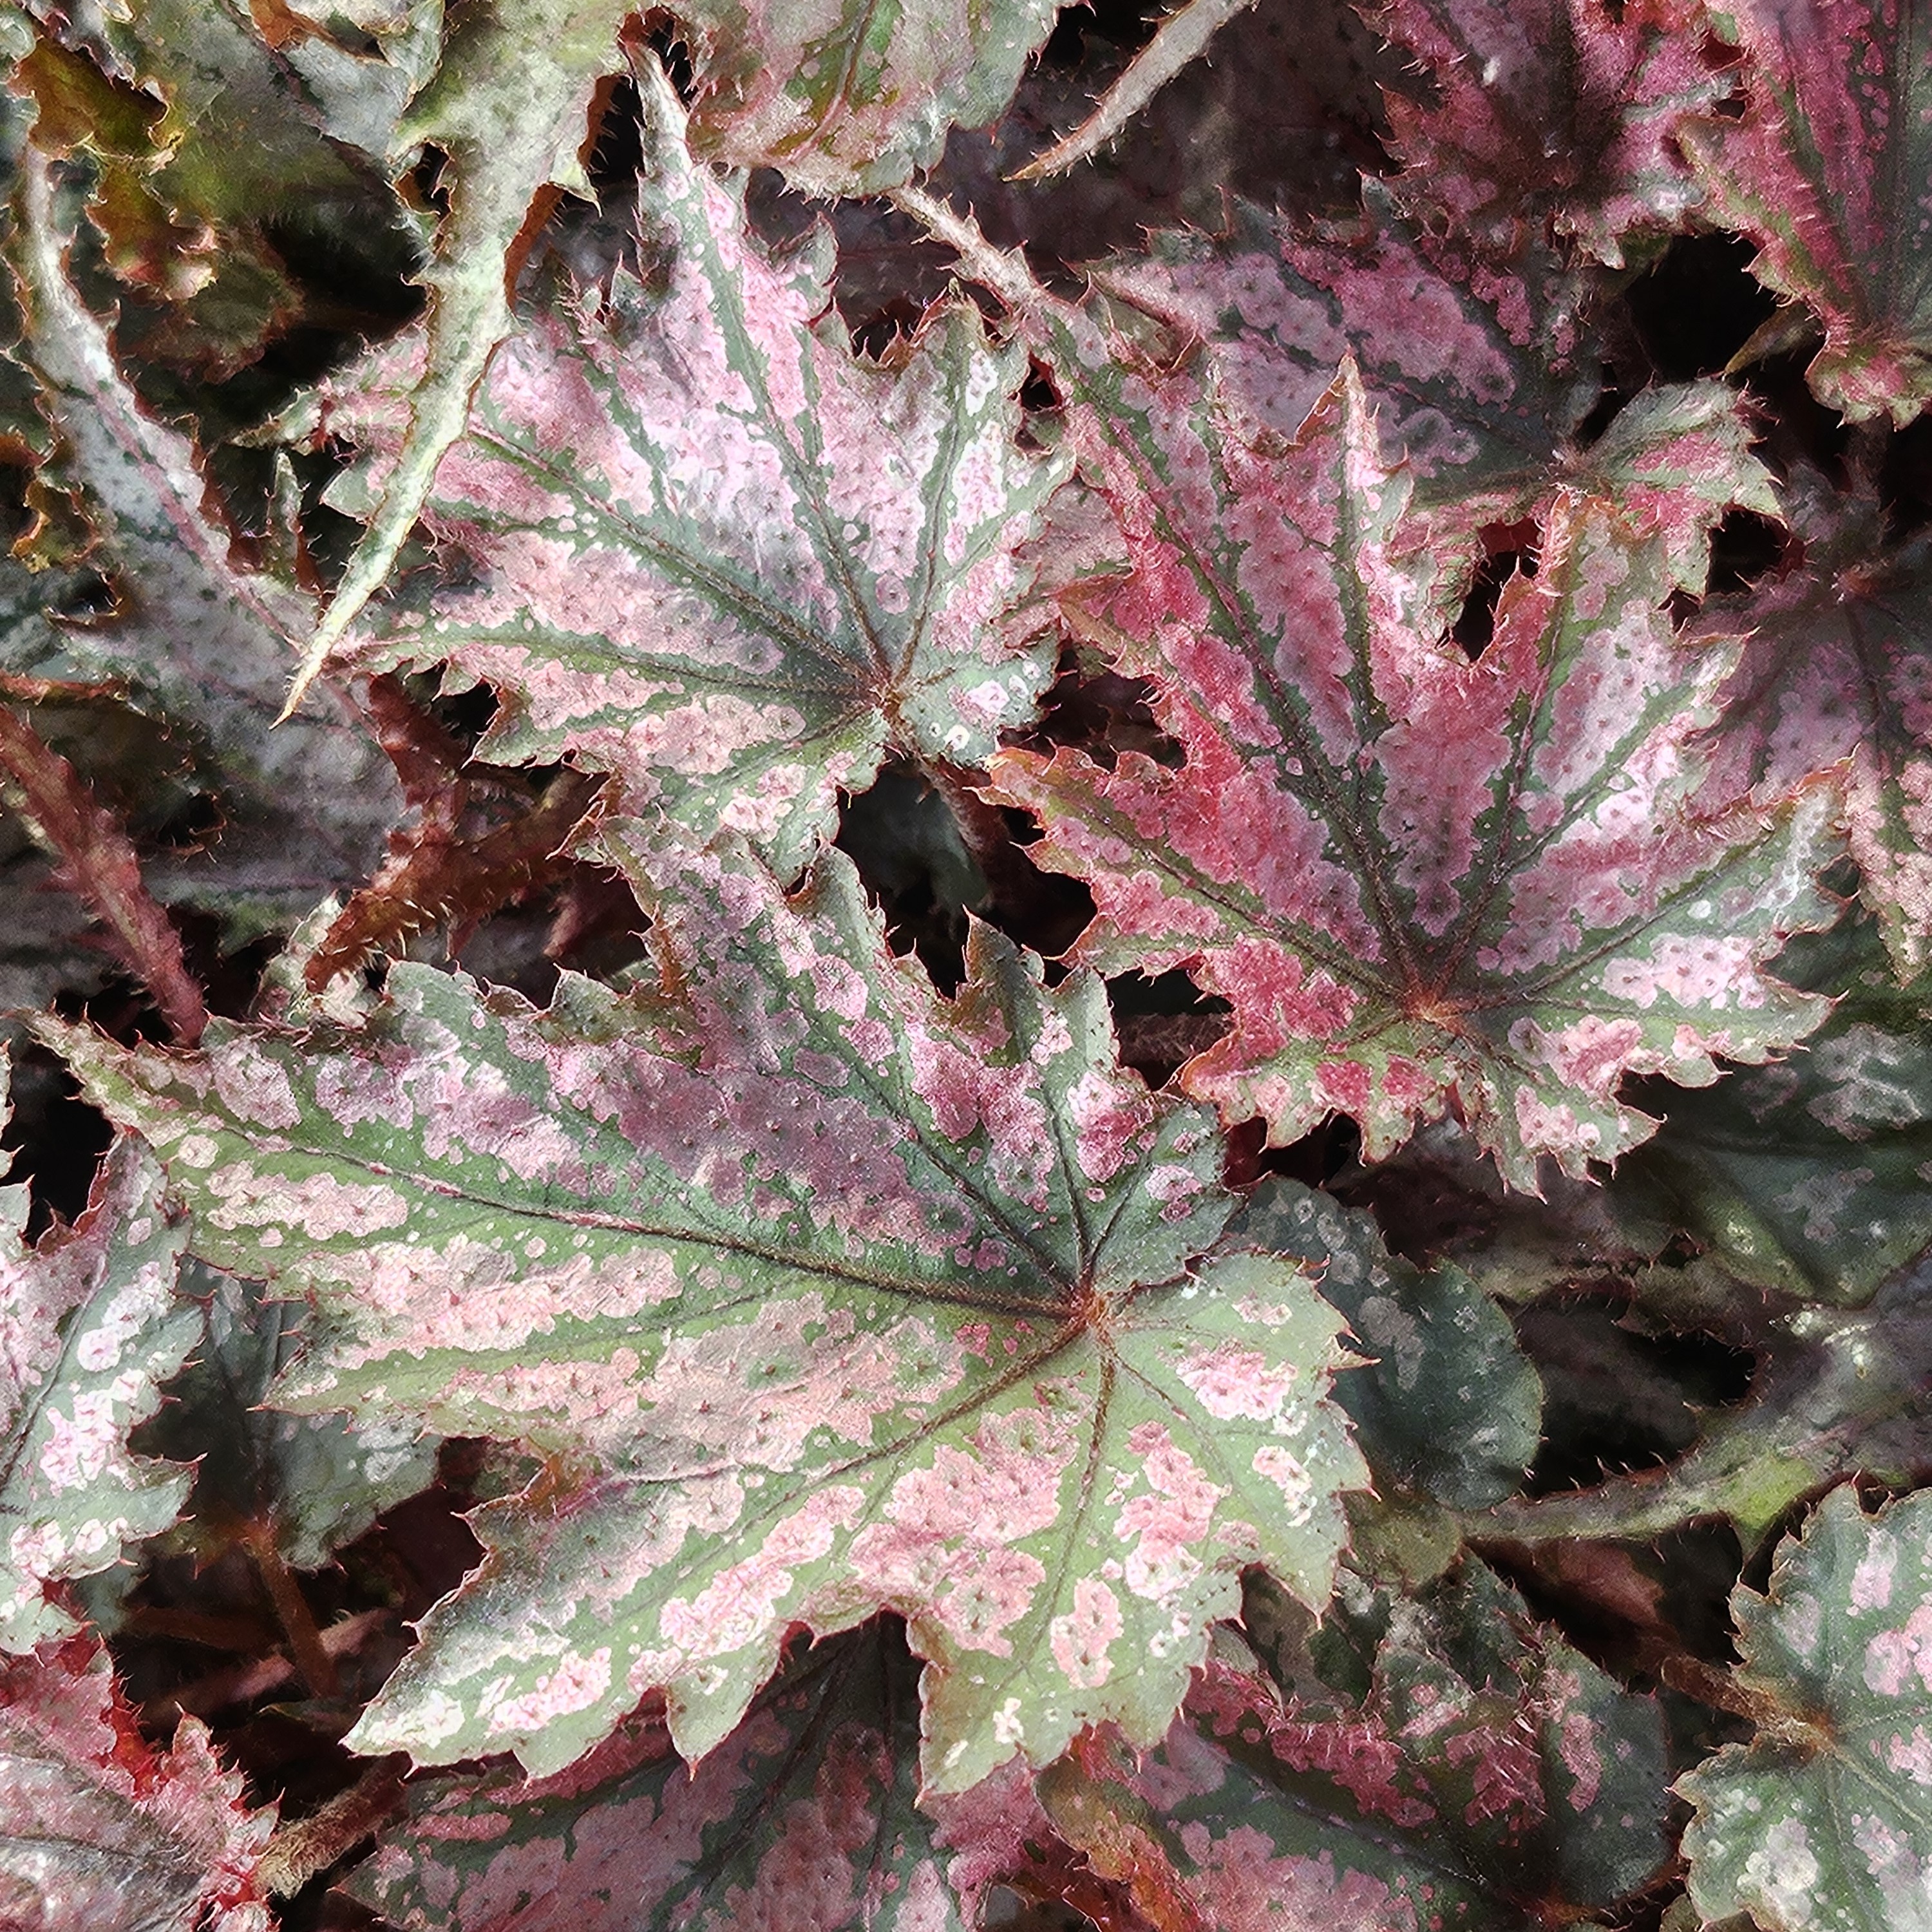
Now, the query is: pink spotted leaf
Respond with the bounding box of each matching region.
[323,62,1070,878]
[0,1636,274,1932]
[347,1622,1056,1932]
[45,828,1366,1791]
[1369,0,1724,267]
[955,298,1842,1186]
[1698,468,1932,982]
[1088,193,1775,591]
[1679,1484,1932,1931]
[1681,0,1932,426]
[1,1079,199,1653]
[1044,1558,1668,1929]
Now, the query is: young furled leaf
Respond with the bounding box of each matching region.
[0,1636,273,1931]
[1681,0,1932,426]
[1,1095,198,1653]
[48,830,1365,1790]
[1679,1484,1932,1931]
[955,307,1841,1186]
[1087,194,1775,591]
[1229,1177,1542,1508]
[349,1622,1043,1932]
[1048,1561,1668,1929]
[1368,0,1721,267]
[1699,473,1932,982]
[325,63,1067,876]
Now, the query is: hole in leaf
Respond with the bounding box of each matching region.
[983,1888,1101,1932]
[1451,537,1539,661]
[589,74,645,195]
[411,144,453,217]
[1703,507,1788,596]
[1623,232,1778,382]
[837,761,987,994]
[0,1037,115,1241]
[1106,969,1229,1087]
[1016,652,1182,770]
[1514,1297,1757,1497]
[849,298,929,364]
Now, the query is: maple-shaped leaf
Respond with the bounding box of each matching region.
[1681,0,1932,426]
[1,1083,199,1652]
[348,1621,1062,1932]
[1046,1560,1668,1929]
[1612,910,1932,1304]
[0,1636,274,1931]
[1088,193,1774,592]
[1700,471,1932,982]
[1229,1177,1541,1508]
[48,829,1365,1790]
[1368,0,1721,267]
[974,349,1839,1186]
[325,63,1066,876]
[1679,1484,1932,1932]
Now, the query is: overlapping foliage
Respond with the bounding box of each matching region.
[0,2,1928,1928]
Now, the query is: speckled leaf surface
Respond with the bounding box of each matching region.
[48,831,1365,1788]
[1229,1177,1541,1508]
[0,1636,273,1932]
[1369,0,1720,266]
[330,68,1066,875]
[984,355,1839,1187]
[1612,912,1932,1303]
[681,0,1063,193]
[350,1623,1035,1932]
[1680,1484,1932,1932]
[1682,0,1932,425]
[1049,1560,1668,1928]
[1700,477,1932,981]
[0,1103,198,1653]
[1088,196,1772,587]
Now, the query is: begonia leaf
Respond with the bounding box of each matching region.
[1681,0,1932,426]
[952,290,1842,1186]
[1679,1484,1932,1931]
[325,64,1067,875]
[5,146,401,934]
[1613,911,1932,1304]
[14,0,403,375]
[1048,1559,1668,1929]
[349,1622,1039,1932]
[46,831,1366,1790]
[1087,193,1774,589]
[1700,473,1932,983]
[1368,0,1721,267]
[0,1636,272,1931]
[292,0,636,703]
[1,1085,198,1653]
[1229,1176,1542,1508]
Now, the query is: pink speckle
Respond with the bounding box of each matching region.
[1049,1578,1124,1689]
[1864,1604,1932,1696]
